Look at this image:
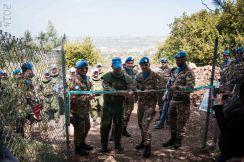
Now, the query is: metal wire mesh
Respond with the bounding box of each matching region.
[0,30,67,162]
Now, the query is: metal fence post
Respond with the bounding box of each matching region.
[202,37,219,148]
[60,34,70,157]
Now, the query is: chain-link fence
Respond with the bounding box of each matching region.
[0,30,68,162]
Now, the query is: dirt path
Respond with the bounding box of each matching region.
[70,105,217,162]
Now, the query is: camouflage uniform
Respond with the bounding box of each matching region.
[219,59,231,83]
[156,65,170,107]
[134,70,161,146]
[100,71,132,150]
[169,65,195,144]
[228,60,244,84]
[69,74,92,152]
[122,68,137,130]
[90,75,103,121]
[41,76,59,120]
[51,72,64,116]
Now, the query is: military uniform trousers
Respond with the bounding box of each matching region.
[100,102,123,148]
[169,101,190,140]
[43,94,59,120]
[123,98,134,127]
[137,101,157,146]
[72,113,91,147]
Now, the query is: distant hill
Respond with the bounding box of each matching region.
[67,36,166,54]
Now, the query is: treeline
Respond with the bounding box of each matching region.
[156,0,243,66]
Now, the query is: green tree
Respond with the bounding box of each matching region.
[156,0,243,65]
[23,30,33,45]
[156,10,221,65]
[36,31,48,48]
[65,37,101,67]
[214,0,244,49]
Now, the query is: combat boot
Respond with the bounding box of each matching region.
[171,138,182,149]
[75,146,89,156]
[115,144,124,152]
[143,145,151,158]
[99,146,109,153]
[162,137,176,147]
[82,143,93,151]
[122,127,131,137]
[135,141,145,150]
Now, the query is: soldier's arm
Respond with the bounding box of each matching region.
[101,73,116,91]
[177,71,195,92]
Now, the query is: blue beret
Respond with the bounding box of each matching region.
[12,68,22,75]
[125,57,134,63]
[21,62,33,72]
[234,47,243,55]
[174,51,187,59]
[139,57,150,64]
[0,70,5,75]
[75,59,88,68]
[160,58,168,63]
[112,57,122,69]
[223,50,230,55]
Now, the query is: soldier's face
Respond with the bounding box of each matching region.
[161,62,168,68]
[223,55,229,60]
[44,74,50,78]
[15,73,23,79]
[24,70,34,78]
[93,71,99,78]
[77,66,88,75]
[97,66,102,72]
[176,59,186,67]
[140,63,150,72]
[113,67,122,74]
[52,68,58,74]
[125,61,134,69]
[0,74,4,79]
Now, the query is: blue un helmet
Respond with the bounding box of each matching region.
[160,58,168,63]
[112,57,122,69]
[75,59,88,69]
[12,68,22,75]
[139,57,150,64]
[125,56,134,63]
[0,70,7,80]
[174,51,187,59]
[234,47,243,55]
[223,49,230,56]
[21,62,33,73]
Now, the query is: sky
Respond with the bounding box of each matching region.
[0,0,215,37]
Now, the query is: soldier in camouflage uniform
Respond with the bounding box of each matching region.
[121,56,137,137]
[228,47,244,85]
[41,70,59,120]
[69,59,94,156]
[12,68,27,137]
[162,51,195,149]
[219,50,232,87]
[154,58,170,128]
[134,57,161,158]
[100,57,133,153]
[0,70,9,138]
[50,64,64,116]
[90,68,103,121]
